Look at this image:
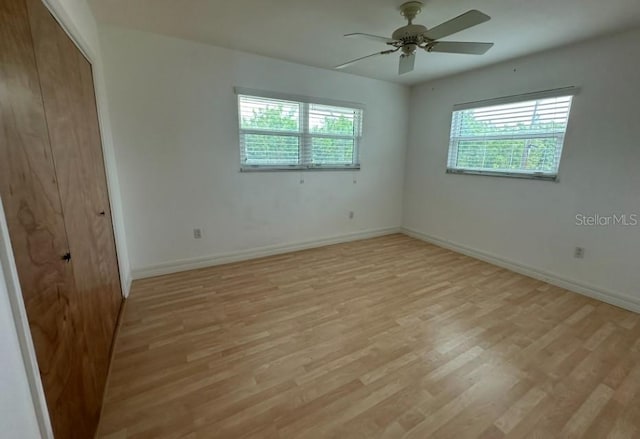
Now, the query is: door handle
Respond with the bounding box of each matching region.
[61,252,71,262]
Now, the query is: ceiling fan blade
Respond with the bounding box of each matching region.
[427,41,494,55]
[345,33,395,44]
[335,49,398,69]
[398,53,415,75]
[423,10,491,41]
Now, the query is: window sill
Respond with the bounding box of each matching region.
[446,168,558,182]
[240,165,361,172]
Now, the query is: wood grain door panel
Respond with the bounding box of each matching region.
[25,0,123,421]
[0,0,94,437]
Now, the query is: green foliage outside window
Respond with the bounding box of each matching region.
[242,106,299,164]
[311,115,354,165]
[453,111,566,173]
[241,104,357,166]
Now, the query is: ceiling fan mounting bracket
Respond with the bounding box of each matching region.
[399,1,423,24]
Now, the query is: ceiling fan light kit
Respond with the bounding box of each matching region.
[337,1,494,75]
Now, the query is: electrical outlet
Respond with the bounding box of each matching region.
[193,228,202,239]
[574,247,584,259]
[349,211,354,219]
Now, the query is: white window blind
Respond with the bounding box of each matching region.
[447,87,577,181]
[235,89,363,170]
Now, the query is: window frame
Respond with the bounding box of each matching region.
[234,87,364,172]
[446,87,578,182]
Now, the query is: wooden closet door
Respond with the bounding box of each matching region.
[0,0,97,437]
[25,0,123,415]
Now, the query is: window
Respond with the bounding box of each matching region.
[235,88,363,170]
[447,88,577,181]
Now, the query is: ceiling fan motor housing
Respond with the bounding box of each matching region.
[392,24,428,44]
[391,24,428,55]
[393,2,429,53]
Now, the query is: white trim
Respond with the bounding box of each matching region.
[445,168,558,182]
[240,165,361,172]
[234,86,365,110]
[402,227,640,314]
[0,201,54,439]
[40,0,95,62]
[452,86,579,111]
[132,227,401,279]
[122,274,133,297]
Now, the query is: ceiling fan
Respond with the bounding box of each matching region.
[336,1,494,75]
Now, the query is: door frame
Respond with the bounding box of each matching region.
[0,200,55,439]
[40,0,94,63]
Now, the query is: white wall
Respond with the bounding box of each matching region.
[44,0,132,295]
[404,28,640,308]
[0,200,49,439]
[0,268,40,439]
[99,26,410,277]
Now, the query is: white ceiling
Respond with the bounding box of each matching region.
[89,0,640,85]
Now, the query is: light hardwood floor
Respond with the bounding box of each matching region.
[97,234,640,438]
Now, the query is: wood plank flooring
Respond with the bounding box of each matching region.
[97,234,640,438]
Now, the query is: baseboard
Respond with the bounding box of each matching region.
[120,274,132,298]
[132,227,402,280]
[402,227,640,314]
